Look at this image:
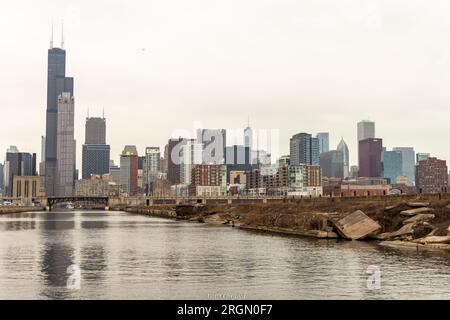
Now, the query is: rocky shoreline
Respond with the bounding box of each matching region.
[126,197,450,251]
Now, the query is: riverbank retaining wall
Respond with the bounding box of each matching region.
[112,192,450,209]
[0,206,44,215]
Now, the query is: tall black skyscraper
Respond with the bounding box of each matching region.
[82,117,110,179]
[44,37,74,196]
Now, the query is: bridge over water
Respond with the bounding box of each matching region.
[46,196,109,210]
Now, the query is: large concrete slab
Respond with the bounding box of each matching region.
[333,210,381,240]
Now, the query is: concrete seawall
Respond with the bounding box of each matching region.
[111,192,450,208]
[0,206,45,215]
[126,206,177,219]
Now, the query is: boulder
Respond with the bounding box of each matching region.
[407,202,430,208]
[376,223,415,240]
[333,210,381,240]
[400,207,434,217]
[415,235,450,244]
[402,213,435,224]
[385,204,400,211]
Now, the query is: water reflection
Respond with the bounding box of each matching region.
[40,243,74,299]
[42,212,75,231]
[0,210,448,299]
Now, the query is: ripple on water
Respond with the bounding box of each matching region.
[0,210,449,299]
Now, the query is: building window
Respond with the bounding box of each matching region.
[25,181,28,197]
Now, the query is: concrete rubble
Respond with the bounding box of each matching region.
[407,202,430,208]
[400,207,434,217]
[403,213,435,224]
[333,210,381,240]
[376,223,416,240]
[414,235,450,244]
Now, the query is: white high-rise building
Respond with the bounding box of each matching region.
[180,141,203,185]
[144,147,161,193]
[357,120,375,142]
[244,126,253,150]
[55,92,75,197]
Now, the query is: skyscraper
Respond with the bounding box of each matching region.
[0,164,3,196]
[358,138,383,178]
[162,144,169,175]
[82,117,110,179]
[319,150,344,179]
[357,120,375,174]
[289,133,319,166]
[120,145,138,195]
[44,38,74,196]
[41,136,46,163]
[39,136,46,178]
[244,126,253,150]
[55,92,75,197]
[336,138,350,178]
[357,120,375,142]
[392,147,415,186]
[167,137,188,185]
[180,141,202,185]
[316,132,329,154]
[4,149,37,197]
[143,147,161,194]
[382,149,403,184]
[85,117,106,144]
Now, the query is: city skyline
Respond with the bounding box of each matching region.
[2,1,450,306]
[2,1,450,168]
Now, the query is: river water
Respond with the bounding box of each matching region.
[0,210,449,299]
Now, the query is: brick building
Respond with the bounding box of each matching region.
[189,164,227,196]
[323,177,389,197]
[415,157,448,194]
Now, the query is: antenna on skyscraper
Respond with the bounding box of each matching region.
[87,107,89,118]
[102,108,105,119]
[61,22,64,48]
[50,21,54,48]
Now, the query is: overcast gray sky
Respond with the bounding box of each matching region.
[1,0,450,167]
